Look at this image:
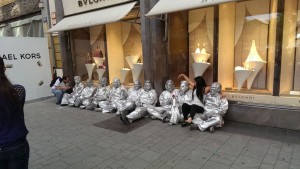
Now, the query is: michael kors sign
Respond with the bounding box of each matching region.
[62,0,133,16]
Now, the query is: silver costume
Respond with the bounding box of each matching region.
[115,81,142,115]
[147,80,179,120]
[61,76,84,106]
[121,80,157,124]
[86,77,110,110]
[75,79,96,108]
[168,81,193,124]
[192,82,228,132]
[98,78,127,113]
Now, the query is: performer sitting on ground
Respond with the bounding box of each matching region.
[86,77,110,110]
[97,78,127,113]
[60,76,84,106]
[162,80,193,123]
[115,81,142,116]
[147,80,179,121]
[190,82,228,132]
[120,80,157,125]
[74,79,96,108]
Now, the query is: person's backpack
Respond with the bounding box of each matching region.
[50,76,62,87]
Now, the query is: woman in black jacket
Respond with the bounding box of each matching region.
[0,57,29,169]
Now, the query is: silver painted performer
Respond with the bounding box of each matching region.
[120,80,157,124]
[60,76,84,106]
[86,77,110,110]
[190,82,228,132]
[147,80,179,120]
[75,79,96,108]
[115,81,142,116]
[165,80,193,124]
[97,78,127,113]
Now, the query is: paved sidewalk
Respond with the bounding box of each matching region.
[26,98,300,169]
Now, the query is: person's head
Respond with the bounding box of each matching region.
[180,81,189,94]
[210,82,222,96]
[100,77,108,87]
[112,78,121,88]
[144,80,153,91]
[74,76,81,84]
[62,75,70,84]
[165,80,174,92]
[86,79,93,87]
[193,76,207,102]
[0,57,17,102]
[133,80,142,90]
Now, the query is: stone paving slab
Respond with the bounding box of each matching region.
[25,98,300,169]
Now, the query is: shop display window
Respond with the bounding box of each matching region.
[71,22,143,84]
[281,0,300,96]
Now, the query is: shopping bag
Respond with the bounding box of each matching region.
[169,105,180,124]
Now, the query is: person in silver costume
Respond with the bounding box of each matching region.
[86,77,110,110]
[60,76,84,106]
[164,80,193,124]
[147,80,179,120]
[190,82,228,132]
[97,78,127,113]
[120,80,157,124]
[74,79,96,108]
[115,81,142,116]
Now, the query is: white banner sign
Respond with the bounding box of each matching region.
[63,0,134,16]
[0,37,52,101]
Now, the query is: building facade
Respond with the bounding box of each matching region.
[49,0,300,129]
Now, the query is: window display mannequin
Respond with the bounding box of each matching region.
[147,80,179,120]
[97,78,127,113]
[115,81,142,116]
[75,79,96,108]
[60,76,84,106]
[86,77,110,110]
[190,82,228,132]
[120,80,157,125]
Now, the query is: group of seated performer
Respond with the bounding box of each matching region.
[56,74,228,132]
[120,80,157,124]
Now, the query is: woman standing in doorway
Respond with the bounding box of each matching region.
[0,57,29,169]
[178,74,210,127]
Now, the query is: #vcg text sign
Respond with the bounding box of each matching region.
[63,0,134,16]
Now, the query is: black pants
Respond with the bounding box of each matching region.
[0,138,29,169]
[182,103,204,120]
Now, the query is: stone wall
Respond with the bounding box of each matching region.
[0,0,40,22]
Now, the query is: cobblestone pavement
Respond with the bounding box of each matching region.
[26,98,300,169]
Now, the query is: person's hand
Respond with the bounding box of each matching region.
[178,74,185,79]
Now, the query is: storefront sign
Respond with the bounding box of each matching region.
[62,0,134,16]
[225,92,300,107]
[0,37,52,101]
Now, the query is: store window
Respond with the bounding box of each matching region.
[233,0,271,93]
[71,22,143,84]
[280,0,300,95]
